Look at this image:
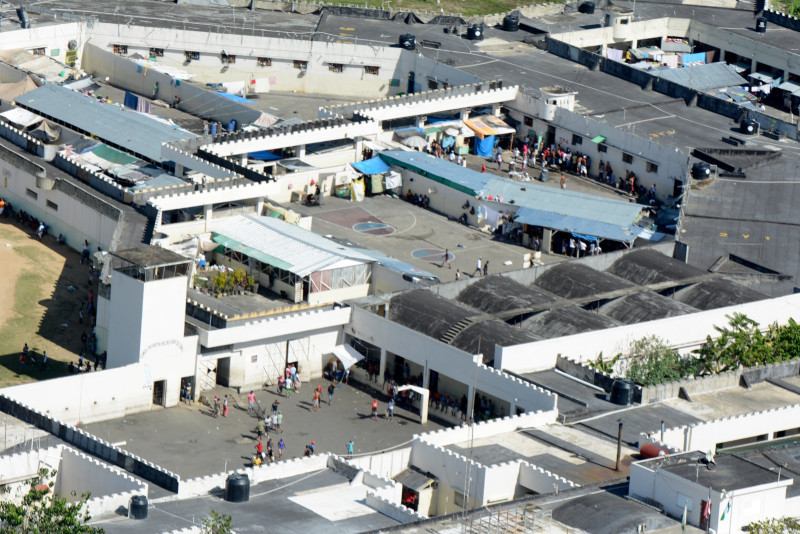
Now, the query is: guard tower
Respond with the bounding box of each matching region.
[105,246,191,369]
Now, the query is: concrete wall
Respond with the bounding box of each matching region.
[56,446,147,519]
[0,395,181,492]
[84,23,404,98]
[496,293,800,373]
[0,22,83,66]
[0,145,120,254]
[0,446,62,502]
[347,448,411,479]
[641,403,800,452]
[409,410,573,506]
[178,452,330,498]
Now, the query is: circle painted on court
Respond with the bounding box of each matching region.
[353,222,395,235]
[412,248,453,262]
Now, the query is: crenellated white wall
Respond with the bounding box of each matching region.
[497,293,800,373]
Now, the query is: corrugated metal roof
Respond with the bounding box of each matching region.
[211,215,373,277]
[485,178,643,228]
[380,150,492,196]
[14,84,197,163]
[649,62,747,92]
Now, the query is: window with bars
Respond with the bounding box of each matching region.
[293,60,308,70]
[185,51,200,61]
[257,57,272,67]
[113,44,128,55]
[149,48,164,57]
[364,66,380,76]
[328,63,343,73]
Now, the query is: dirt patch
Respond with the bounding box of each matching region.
[0,221,91,387]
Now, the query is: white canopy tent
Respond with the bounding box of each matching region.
[332,344,365,370]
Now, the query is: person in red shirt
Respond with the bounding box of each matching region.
[254,441,264,466]
[371,398,378,421]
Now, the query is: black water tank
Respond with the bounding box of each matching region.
[756,16,767,33]
[579,1,595,14]
[466,23,484,41]
[399,34,416,50]
[128,495,148,520]
[610,378,634,406]
[225,473,250,502]
[17,8,30,29]
[502,14,519,32]
[741,117,759,135]
[692,162,711,180]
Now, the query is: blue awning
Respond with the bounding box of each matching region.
[572,233,598,243]
[249,150,282,161]
[215,92,252,104]
[351,156,391,175]
[442,136,455,148]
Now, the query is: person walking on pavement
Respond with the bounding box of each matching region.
[222,395,229,417]
[247,390,256,414]
[346,439,355,458]
[472,257,482,277]
[327,382,335,405]
[278,438,285,459]
[441,248,451,269]
[312,388,320,412]
[371,398,379,421]
[387,398,394,420]
[483,260,489,277]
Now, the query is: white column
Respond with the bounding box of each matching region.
[419,390,429,425]
[297,145,306,158]
[466,384,475,421]
[459,109,471,121]
[175,163,185,178]
[542,228,553,254]
[379,348,387,384]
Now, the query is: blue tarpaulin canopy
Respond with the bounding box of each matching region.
[515,207,639,243]
[215,92,252,104]
[571,233,598,243]
[474,135,495,157]
[442,136,455,148]
[249,151,282,161]
[351,156,391,175]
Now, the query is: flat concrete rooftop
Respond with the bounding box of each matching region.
[82,376,446,479]
[93,468,400,533]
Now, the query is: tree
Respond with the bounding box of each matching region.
[201,510,233,534]
[694,313,776,373]
[0,468,103,533]
[746,516,800,534]
[623,336,696,386]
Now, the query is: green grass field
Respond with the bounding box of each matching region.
[0,223,85,388]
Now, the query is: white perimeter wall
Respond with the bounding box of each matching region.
[56,446,147,519]
[0,150,119,254]
[83,23,404,98]
[497,293,800,373]
[2,353,198,425]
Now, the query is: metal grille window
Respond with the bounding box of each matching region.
[113,44,128,55]
[309,264,371,293]
[257,57,272,67]
[294,60,308,70]
[149,48,164,57]
[185,51,200,61]
[328,63,343,73]
[364,66,380,75]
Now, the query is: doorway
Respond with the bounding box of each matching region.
[217,357,231,387]
[153,380,166,406]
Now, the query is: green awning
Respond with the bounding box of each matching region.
[591,136,606,143]
[423,127,441,135]
[211,233,293,271]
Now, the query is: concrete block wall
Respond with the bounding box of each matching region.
[0,119,50,159]
[418,409,558,448]
[329,454,403,503]
[162,143,238,181]
[0,395,180,493]
[366,492,426,523]
[346,447,411,478]
[641,403,800,452]
[0,445,63,501]
[178,453,330,498]
[52,153,130,204]
[56,446,148,519]
[762,8,800,32]
[518,460,577,493]
[640,369,741,404]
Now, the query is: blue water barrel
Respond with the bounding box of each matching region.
[209,122,218,135]
[227,119,236,132]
